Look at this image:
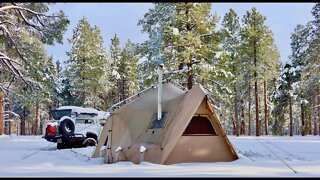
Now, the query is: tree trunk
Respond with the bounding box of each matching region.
[8,95,12,135]
[314,107,317,135]
[93,86,97,109]
[27,121,30,135]
[82,91,86,106]
[187,63,193,90]
[0,91,4,135]
[289,77,293,136]
[248,84,252,136]
[120,77,124,101]
[314,89,317,135]
[21,108,26,135]
[301,104,305,136]
[241,120,245,135]
[254,80,259,136]
[232,118,236,135]
[309,109,312,135]
[318,87,320,136]
[234,86,239,137]
[48,105,53,120]
[241,99,245,135]
[254,38,259,136]
[185,5,193,91]
[34,101,40,135]
[264,80,268,135]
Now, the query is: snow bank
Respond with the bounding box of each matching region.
[0,135,319,177]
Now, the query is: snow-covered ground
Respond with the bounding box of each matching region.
[0,134,319,177]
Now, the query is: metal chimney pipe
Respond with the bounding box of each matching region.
[157,64,163,121]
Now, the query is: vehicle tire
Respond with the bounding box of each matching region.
[83,138,97,147]
[59,118,75,138]
[57,143,65,150]
[86,132,98,141]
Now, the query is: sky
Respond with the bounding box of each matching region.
[45,3,315,64]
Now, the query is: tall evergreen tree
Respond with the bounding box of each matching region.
[107,34,122,106]
[271,63,297,135]
[259,29,281,135]
[65,17,108,109]
[291,3,320,136]
[220,8,242,136]
[137,3,176,89]
[162,3,220,90]
[240,7,280,136]
[118,40,139,101]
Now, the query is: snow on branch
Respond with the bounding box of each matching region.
[4,111,20,118]
[0,3,65,89]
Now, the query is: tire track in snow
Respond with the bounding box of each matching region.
[264,140,296,157]
[70,149,91,161]
[257,137,298,174]
[22,143,56,160]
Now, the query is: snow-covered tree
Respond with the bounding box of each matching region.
[220,8,242,136]
[65,17,108,109]
[106,34,122,106]
[106,35,139,106]
[240,7,280,136]
[0,3,69,135]
[137,3,176,89]
[0,3,69,91]
[288,3,320,136]
[162,3,220,90]
[271,63,298,135]
[118,40,139,101]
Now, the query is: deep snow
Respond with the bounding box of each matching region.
[0,134,319,177]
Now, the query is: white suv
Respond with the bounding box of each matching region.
[44,106,110,149]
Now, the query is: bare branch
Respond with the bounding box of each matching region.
[0,53,22,66]
[0,19,16,26]
[1,57,20,77]
[0,24,28,64]
[0,5,45,16]
[0,53,31,85]
[7,74,16,92]
[0,83,27,100]
[17,9,43,32]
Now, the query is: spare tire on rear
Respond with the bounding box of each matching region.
[59,118,75,138]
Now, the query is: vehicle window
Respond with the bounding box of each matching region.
[51,109,72,120]
[76,119,94,124]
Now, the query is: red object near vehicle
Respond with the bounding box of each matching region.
[46,125,56,137]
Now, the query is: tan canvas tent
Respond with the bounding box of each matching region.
[92,82,238,165]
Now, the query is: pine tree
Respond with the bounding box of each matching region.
[240,7,280,136]
[220,8,242,136]
[138,3,222,91]
[65,17,108,109]
[0,3,69,134]
[271,63,297,135]
[0,3,69,88]
[137,3,176,89]
[163,3,220,90]
[107,34,122,106]
[289,23,312,136]
[118,40,139,100]
[298,3,320,136]
[257,29,281,135]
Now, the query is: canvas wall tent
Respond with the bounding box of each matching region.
[92,82,239,165]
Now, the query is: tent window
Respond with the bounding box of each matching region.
[183,116,217,136]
